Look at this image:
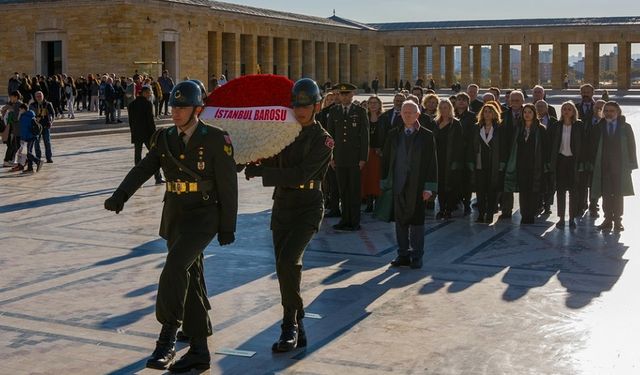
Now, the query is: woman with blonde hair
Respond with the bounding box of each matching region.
[549,101,584,229]
[433,99,465,219]
[471,103,504,223]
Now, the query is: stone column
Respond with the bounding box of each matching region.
[315,41,327,83]
[490,43,500,87]
[302,40,315,78]
[403,45,413,84]
[417,46,425,83]
[339,43,351,83]
[328,42,339,83]
[618,41,631,90]
[259,36,274,74]
[432,43,441,87]
[222,33,240,79]
[461,44,470,86]
[552,42,565,89]
[242,34,257,75]
[207,31,222,80]
[289,39,302,79]
[501,44,511,88]
[444,45,454,87]
[274,37,288,77]
[350,44,359,85]
[584,42,600,87]
[530,44,539,87]
[473,44,482,84]
[520,43,531,88]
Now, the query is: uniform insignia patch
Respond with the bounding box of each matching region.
[224,144,233,156]
[325,137,335,149]
[224,135,232,144]
[198,161,205,170]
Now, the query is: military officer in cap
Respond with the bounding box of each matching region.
[245,78,333,352]
[104,80,238,372]
[326,83,369,231]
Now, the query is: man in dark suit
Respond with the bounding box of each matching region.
[128,86,163,184]
[454,92,477,215]
[104,81,238,373]
[467,84,484,113]
[381,100,438,269]
[583,99,606,216]
[326,83,369,231]
[379,93,406,145]
[591,101,637,232]
[535,100,557,214]
[577,84,596,121]
[498,90,525,219]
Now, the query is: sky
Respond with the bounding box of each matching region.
[228,0,640,23]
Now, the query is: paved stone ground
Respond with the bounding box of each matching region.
[0,107,639,375]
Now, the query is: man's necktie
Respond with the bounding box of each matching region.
[405,128,412,136]
[179,131,186,152]
[608,122,614,136]
[343,106,348,118]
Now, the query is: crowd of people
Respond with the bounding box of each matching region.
[1,70,177,174]
[317,82,637,241]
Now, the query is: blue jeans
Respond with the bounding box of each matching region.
[34,128,52,161]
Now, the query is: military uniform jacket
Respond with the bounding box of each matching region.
[326,104,369,167]
[261,122,333,231]
[116,120,238,239]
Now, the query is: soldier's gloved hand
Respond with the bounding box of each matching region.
[218,232,235,246]
[245,164,264,179]
[104,189,128,214]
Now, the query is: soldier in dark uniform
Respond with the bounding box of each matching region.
[244,78,333,352]
[326,83,369,231]
[104,81,238,373]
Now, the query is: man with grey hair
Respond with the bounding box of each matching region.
[381,100,438,269]
[482,92,496,103]
[467,84,484,113]
[531,85,557,118]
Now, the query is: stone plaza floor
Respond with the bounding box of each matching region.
[1,107,639,374]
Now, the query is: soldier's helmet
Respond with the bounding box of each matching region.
[291,78,322,107]
[189,79,208,98]
[169,81,203,107]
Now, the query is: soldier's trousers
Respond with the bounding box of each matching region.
[156,232,215,338]
[336,166,361,227]
[272,225,316,313]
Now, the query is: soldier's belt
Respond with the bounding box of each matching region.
[166,180,214,194]
[286,180,322,190]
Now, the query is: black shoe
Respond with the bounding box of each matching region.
[297,320,307,348]
[272,324,298,353]
[346,224,361,231]
[410,257,423,269]
[146,325,178,370]
[46,159,53,163]
[556,220,565,229]
[36,160,44,172]
[332,223,348,231]
[569,218,577,229]
[443,211,452,219]
[364,203,374,213]
[614,222,624,232]
[435,211,444,220]
[464,206,472,216]
[544,208,553,216]
[390,255,411,267]
[168,348,211,373]
[598,220,613,231]
[326,210,341,218]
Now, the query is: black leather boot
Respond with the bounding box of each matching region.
[146,324,178,370]
[296,312,307,348]
[169,336,211,373]
[272,308,298,352]
[175,330,189,343]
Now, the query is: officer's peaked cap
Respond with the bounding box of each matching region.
[333,83,357,92]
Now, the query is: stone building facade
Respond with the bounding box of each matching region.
[1,0,639,95]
